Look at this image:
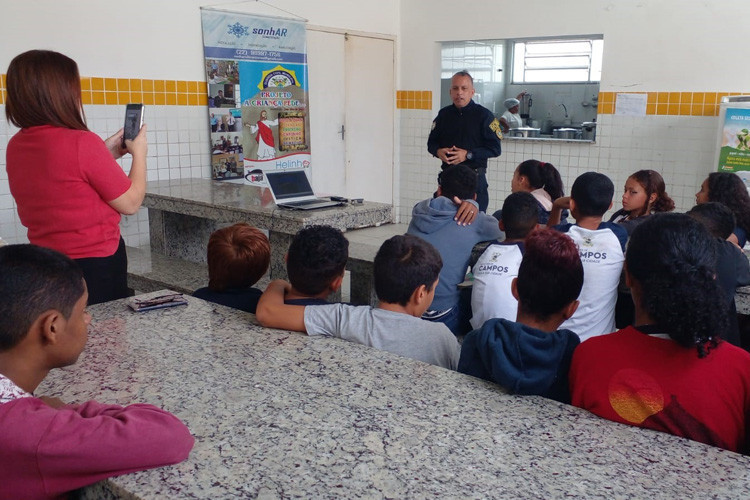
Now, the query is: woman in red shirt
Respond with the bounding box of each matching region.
[5,50,148,304]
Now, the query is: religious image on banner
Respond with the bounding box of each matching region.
[201,9,311,183]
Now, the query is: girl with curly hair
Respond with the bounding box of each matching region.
[570,213,750,453]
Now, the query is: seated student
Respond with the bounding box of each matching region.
[407,165,501,335]
[284,225,349,306]
[459,229,583,403]
[0,244,194,499]
[494,159,566,225]
[193,223,270,313]
[548,172,627,341]
[609,169,674,235]
[569,214,750,453]
[696,172,750,247]
[687,202,750,347]
[256,235,461,369]
[470,192,539,329]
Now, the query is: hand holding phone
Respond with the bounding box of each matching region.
[122,103,145,148]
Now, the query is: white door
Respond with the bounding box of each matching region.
[306,31,347,197]
[345,35,394,204]
[307,30,394,204]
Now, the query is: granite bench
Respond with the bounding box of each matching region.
[126,245,210,295]
[127,245,270,296]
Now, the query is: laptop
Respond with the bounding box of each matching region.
[265,169,345,210]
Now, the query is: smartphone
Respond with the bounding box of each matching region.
[122,103,145,147]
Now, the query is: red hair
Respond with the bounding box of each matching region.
[5,50,88,130]
[516,228,583,319]
[207,223,270,291]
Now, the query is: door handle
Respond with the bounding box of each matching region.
[339,125,345,140]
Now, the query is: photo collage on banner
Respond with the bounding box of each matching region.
[201,9,311,183]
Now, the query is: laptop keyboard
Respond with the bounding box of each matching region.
[284,199,326,207]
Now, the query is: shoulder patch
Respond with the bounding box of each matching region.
[489,118,503,139]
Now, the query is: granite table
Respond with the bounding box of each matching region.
[39,291,750,499]
[142,178,393,279]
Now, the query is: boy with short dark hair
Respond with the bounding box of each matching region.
[548,172,627,341]
[256,235,460,369]
[0,244,193,499]
[459,229,583,403]
[470,192,539,328]
[193,222,270,313]
[688,202,750,346]
[407,165,501,335]
[284,225,349,306]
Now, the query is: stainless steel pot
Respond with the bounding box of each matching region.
[553,128,578,139]
[508,127,540,138]
[581,122,597,141]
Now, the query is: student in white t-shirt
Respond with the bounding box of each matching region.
[471,192,539,329]
[548,172,627,341]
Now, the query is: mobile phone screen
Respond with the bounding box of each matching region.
[123,104,144,143]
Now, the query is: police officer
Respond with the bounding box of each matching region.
[427,71,502,214]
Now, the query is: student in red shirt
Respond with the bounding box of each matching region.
[5,50,148,304]
[570,213,750,453]
[0,244,194,499]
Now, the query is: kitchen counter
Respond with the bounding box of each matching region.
[143,178,393,278]
[39,292,750,499]
[503,135,595,143]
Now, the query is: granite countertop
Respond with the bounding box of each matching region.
[143,178,393,233]
[39,292,750,499]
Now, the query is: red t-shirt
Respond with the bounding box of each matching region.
[7,125,131,258]
[570,326,750,453]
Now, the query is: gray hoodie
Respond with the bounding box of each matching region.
[407,196,501,311]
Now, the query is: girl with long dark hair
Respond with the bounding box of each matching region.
[570,213,750,453]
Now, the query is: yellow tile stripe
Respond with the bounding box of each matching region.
[394,89,750,116]
[397,90,432,110]
[597,91,750,116]
[0,74,208,106]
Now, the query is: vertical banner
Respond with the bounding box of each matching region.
[718,107,750,173]
[201,10,311,183]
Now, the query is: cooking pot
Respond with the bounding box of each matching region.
[553,128,579,140]
[508,127,540,138]
[581,121,597,141]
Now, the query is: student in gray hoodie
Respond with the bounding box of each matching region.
[458,228,583,403]
[407,165,501,335]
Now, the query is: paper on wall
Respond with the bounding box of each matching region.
[615,93,647,117]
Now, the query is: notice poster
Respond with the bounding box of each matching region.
[718,108,750,172]
[201,10,311,183]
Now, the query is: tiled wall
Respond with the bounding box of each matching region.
[0,75,208,107]
[396,90,432,110]
[0,75,213,246]
[597,92,744,117]
[397,109,724,223]
[2,76,747,246]
[395,89,749,224]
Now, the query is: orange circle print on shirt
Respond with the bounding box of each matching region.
[607,369,665,424]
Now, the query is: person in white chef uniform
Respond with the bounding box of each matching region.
[499,91,527,133]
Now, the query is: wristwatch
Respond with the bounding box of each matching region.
[466,151,474,160]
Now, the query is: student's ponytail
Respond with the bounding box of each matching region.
[517,159,564,200]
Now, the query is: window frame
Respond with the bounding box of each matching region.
[511,36,604,85]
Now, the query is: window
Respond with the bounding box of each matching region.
[441,41,504,83]
[512,38,603,83]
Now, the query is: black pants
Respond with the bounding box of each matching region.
[74,237,130,305]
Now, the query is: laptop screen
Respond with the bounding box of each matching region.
[266,170,315,200]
